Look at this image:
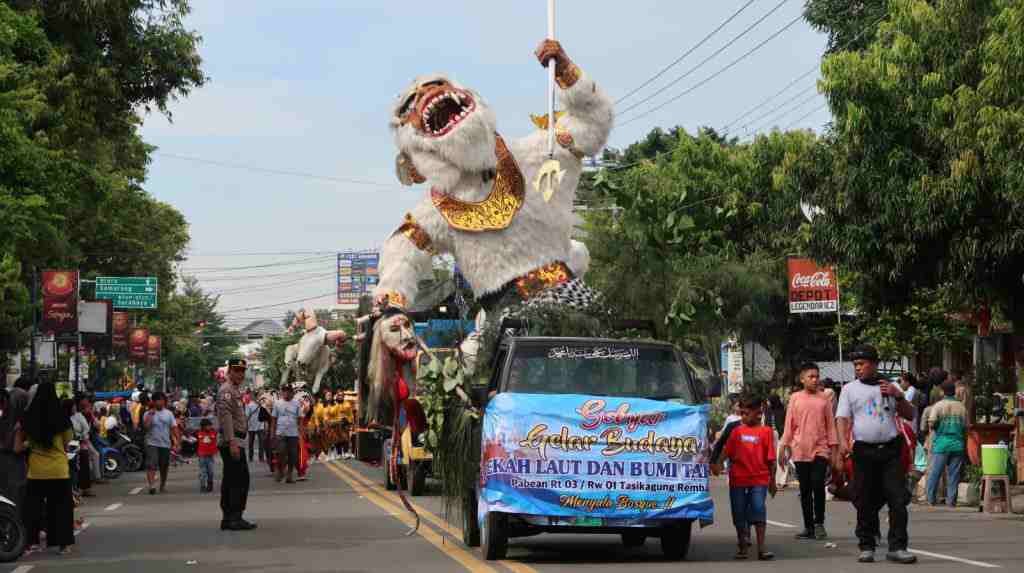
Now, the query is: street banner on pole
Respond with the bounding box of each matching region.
[146,335,161,365]
[787,258,839,314]
[112,312,129,353]
[41,270,78,334]
[129,328,149,361]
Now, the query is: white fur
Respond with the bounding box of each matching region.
[377,69,613,302]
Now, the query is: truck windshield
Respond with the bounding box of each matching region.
[505,343,698,404]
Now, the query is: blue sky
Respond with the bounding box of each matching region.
[140,1,827,327]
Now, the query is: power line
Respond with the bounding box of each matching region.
[190,269,338,282]
[719,15,884,136]
[206,270,339,296]
[618,14,804,128]
[720,69,817,133]
[185,250,340,257]
[742,89,822,136]
[154,152,401,190]
[617,0,792,117]
[614,0,758,106]
[219,292,339,314]
[180,254,335,273]
[783,102,830,131]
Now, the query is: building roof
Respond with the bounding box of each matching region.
[239,319,286,337]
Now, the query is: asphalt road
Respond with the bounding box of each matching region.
[5,457,1023,573]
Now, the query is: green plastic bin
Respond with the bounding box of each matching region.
[981,444,1008,476]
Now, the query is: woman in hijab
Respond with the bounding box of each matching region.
[14,381,76,555]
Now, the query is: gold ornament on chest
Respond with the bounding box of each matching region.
[430,135,525,232]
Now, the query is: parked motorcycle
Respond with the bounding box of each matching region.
[108,431,144,473]
[90,435,125,480]
[0,494,25,563]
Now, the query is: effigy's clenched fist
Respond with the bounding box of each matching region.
[534,40,580,89]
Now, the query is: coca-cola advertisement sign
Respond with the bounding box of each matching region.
[129,328,149,361]
[41,270,78,334]
[787,258,839,314]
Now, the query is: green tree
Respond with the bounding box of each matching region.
[791,0,1024,328]
[584,128,821,387]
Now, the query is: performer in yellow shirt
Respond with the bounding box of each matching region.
[311,395,328,461]
[336,393,355,459]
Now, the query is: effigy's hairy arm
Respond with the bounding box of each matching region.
[374,199,450,308]
[535,40,614,158]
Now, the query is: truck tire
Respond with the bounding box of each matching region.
[622,532,647,548]
[461,489,480,547]
[481,511,508,560]
[410,462,427,497]
[660,520,693,561]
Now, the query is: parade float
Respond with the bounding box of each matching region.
[337,3,716,561]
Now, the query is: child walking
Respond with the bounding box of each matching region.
[717,394,778,561]
[196,419,218,493]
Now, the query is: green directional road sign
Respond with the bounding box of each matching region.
[95,276,158,309]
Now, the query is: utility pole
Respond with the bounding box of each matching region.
[29,266,38,380]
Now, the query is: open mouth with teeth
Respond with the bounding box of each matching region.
[420,89,475,137]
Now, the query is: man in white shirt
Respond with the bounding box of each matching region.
[836,345,916,565]
[270,385,301,484]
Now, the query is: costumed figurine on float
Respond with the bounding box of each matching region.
[282,308,349,394]
[373,37,613,338]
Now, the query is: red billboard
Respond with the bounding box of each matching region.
[787,258,839,314]
[112,312,130,353]
[129,328,149,361]
[146,334,161,365]
[41,270,78,334]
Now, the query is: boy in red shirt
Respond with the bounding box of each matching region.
[196,418,218,493]
[717,394,777,560]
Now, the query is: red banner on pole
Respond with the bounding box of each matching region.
[41,270,78,334]
[112,312,129,353]
[146,335,161,365]
[787,258,839,314]
[129,328,149,361]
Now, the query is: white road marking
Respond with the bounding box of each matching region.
[104,502,123,511]
[11,565,34,573]
[74,521,91,537]
[909,549,1001,569]
[766,519,797,528]
[130,486,144,495]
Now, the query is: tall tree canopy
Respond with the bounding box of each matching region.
[792,0,1024,328]
[1,1,208,381]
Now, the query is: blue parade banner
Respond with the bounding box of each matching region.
[480,393,714,524]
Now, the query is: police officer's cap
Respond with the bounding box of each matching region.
[227,357,247,368]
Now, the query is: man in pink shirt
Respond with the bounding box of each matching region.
[781,362,839,540]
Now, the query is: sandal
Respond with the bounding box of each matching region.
[58,546,73,555]
[735,543,749,560]
[758,551,775,561]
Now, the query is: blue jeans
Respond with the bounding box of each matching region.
[729,486,768,531]
[926,451,964,506]
[198,455,215,490]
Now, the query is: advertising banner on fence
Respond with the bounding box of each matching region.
[41,270,78,334]
[129,328,148,361]
[480,393,714,524]
[787,258,839,314]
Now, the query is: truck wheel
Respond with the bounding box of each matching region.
[461,489,480,547]
[410,462,427,496]
[481,511,508,560]
[660,520,693,561]
[622,532,647,548]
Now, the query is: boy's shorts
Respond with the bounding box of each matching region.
[729,486,768,529]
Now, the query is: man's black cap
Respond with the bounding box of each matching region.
[228,358,247,368]
[848,344,879,362]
